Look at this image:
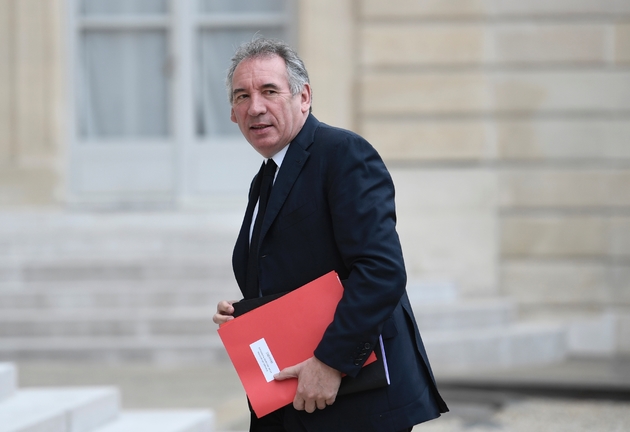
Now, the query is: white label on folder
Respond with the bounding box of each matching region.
[250,338,280,383]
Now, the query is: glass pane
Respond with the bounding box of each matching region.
[81,0,168,15]
[198,0,285,14]
[195,28,285,137]
[79,30,170,138]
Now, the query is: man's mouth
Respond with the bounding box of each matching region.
[251,124,271,130]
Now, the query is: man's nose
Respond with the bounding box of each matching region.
[248,93,267,116]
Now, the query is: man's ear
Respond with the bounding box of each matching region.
[300,83,312,114]
[230,107,237,123]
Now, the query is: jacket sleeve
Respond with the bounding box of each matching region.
[313,132,407,377]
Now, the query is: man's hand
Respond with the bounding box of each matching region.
[274,356,342,413]
[213,300,237,325]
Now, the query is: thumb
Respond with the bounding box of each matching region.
[274,365,300,381]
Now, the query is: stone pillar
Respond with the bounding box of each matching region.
[298,0,356,130]
[0,0,65,206]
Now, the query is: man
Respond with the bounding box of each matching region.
[213,38,448,432]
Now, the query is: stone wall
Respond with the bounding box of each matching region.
[0,0,65,207]
[1,0,629,352]
[354,0,630,345]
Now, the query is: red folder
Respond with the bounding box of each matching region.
[217,271,376,417]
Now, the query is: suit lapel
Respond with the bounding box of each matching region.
[259,115,319,242]
[232,114,320,295]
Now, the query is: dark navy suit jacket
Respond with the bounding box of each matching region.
[232,114,448,431]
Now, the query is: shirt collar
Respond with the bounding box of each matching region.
[267,143,290,169]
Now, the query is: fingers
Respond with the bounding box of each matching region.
[304,398,317,414]
[293,395,305,412]
[281,357,341,413]
[292,393,333,413]
[212,300,237,325]
[273,366,298,381]
[315,398,327,411]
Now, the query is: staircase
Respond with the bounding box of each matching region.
[0,211,567,370]
[412,297,566,373]
[0,362,214,432]
[0,211,241,363]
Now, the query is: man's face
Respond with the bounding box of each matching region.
[230,55,311,158]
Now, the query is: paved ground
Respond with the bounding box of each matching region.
[14,357,630,432]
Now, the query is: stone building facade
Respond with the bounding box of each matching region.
[1,0,629,355]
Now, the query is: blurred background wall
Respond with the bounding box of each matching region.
[0,0,629,365]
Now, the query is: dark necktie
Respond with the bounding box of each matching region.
[246,159,277,297]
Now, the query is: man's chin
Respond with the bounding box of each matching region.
[249,141,281,158]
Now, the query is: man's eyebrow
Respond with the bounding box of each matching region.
[232,83,281,97]
[261,83,281,90]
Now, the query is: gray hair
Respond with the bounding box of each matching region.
[226,37,311,106]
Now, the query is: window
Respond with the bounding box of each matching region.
[77,0,171,139]
[69,0,293,204]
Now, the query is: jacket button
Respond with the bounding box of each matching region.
[364,343,371,349]
[353,360,361,366]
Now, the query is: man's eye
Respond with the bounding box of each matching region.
[235,94,248,101]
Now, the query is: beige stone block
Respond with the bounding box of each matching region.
[0,166,58,206]
[489,0,630,15]
[363,120,489,161]
[615,22,630,64]
[497,120,630,160]
[393,169,499,296]
[492,71,630,113]
[501,216,607,258]
[361,0,486,18]
[610,266,630,304]
[501,261,611,305]
[361,0,630,18]
[608,171,630,207]
[15,0,58,159]
[362,73,489,115]
[493,24,607,64]
[392,168,498,211]
[364,71,630,116]
[499,170,630,208]
[362,25,484,66]
[300,0,354,129]
[610,218,630,258]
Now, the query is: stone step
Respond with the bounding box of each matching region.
[0,283,239,310]
[423,322,567,373]
[0,336,226,363]
[0,363,16,402]
[93,411,214,432]
[0,387,119,432]
[0,309,218,338]
[0,259,234,285]
[0,322,567,373]
[0,211,240,260]
[0,298,516,338]
[413,299,515,331]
